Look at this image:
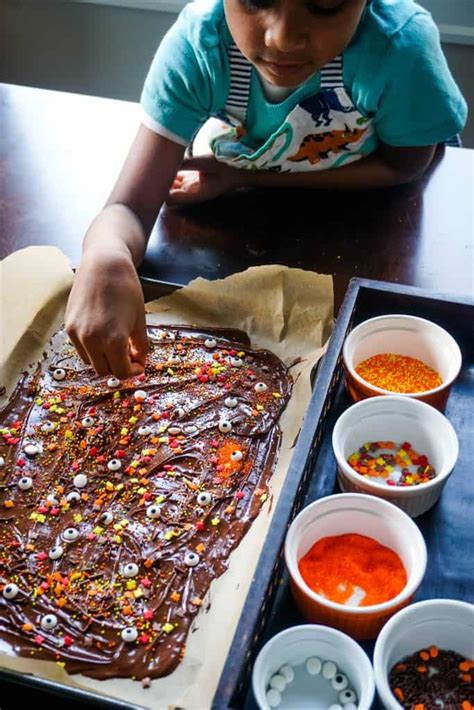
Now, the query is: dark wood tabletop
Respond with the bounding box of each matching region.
[1,81,473,311]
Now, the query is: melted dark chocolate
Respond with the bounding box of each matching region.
[0,326,291,680]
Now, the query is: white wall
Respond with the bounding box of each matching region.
[1,0,473,146]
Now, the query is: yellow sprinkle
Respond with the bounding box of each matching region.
[64,430,73,439]
[158,437,168,444]
[121,427,128,435]
[272,392,282,398]
[260,493,268,502]
[114,535,122,544]
[238,351,245,357]
[156,495,165,504]
[133,589,143,599]
[211,518,220,526]
[35,398,43,405]
[130,460,140,468]
[167,368,174,375]
[129,416,138,424]
[126,580,137,590]
[113,391,121,400]
[256,405,264,411]
[116,483,124,491]
[164,531,174,540]
[162,623,174,634]
[106,481,114,491]
[73,514,83,523]
[93,526,104,535]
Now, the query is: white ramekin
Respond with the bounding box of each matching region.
[252,624,375,710]
[373,598,474,709]
[332,395,459,517]
[284,493,427,639]
[342,314,462,411]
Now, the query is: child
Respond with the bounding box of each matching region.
[65,0,467,378]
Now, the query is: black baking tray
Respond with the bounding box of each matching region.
[1,278,472,709]
[213,277,474,709]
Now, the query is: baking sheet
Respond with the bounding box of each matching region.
[0,248,333,708]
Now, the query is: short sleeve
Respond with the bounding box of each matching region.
[373,13,468,146]
[140,10,214,145]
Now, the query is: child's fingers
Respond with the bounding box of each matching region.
[67,332,91,366]
[105,337,137,380]
[129,318,150,367]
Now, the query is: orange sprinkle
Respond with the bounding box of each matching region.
[355,353,442,393]
[462,702,472,710]
[462,674,472,682]
[460,660,474,671]
[419,650,430,661]
[298,533,406,607]
[414,705,425,710]
[170,591,181,603]
[416,666,427,673]
[394,688,404,701]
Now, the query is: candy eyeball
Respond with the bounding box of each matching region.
[101,511,114,525]
[107,458,122,471]
[322,661,338,680]
[183,424,197,435]
[306,657,322,675]
[107,376,120,388]
[66,491,81,503]
[168,426,181,436]
[53,368,66,381]
[279,665,294,683]
[230,357,243,367]
[62,527,79,542]
[24,443,39,457]
[133,389,147,403]
[269,674,286,693]
[204,338,216,349]
[41,421,56,434]
[266,689,281,708]
[230,450,243,462]
[122,563,139,578]
[138,425,151,436]
[18,476,33,491]
[0,457,4,467]
[73,473,88,488]
[339,689,357,705]
[196,491,212,506]
[41,614,58,631]
[2,583,19,600]
[224,397,238,408]
[184,552,200,567]
[81,416,95,428]
[121,626,138,643]
[218,420,232,434]
[46,494,59,506]
[49,545,64,560]
[146,505,161,519]
[332,673,349,691]
[254,382,268,393]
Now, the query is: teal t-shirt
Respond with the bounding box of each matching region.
[141,0,467,149]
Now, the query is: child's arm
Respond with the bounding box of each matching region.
[168,143,436,204]
[65,126,185,378]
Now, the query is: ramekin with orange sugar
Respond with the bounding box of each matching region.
[342,314,462,411]
[284,493,427,640]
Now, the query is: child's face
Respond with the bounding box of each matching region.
[224,0,368,87]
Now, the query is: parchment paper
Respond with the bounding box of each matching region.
[0,248,333,709]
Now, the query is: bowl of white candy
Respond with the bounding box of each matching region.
[252,624,375,710]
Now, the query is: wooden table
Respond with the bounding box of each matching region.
[1,82,473,311]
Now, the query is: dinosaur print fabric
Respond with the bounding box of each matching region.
[206,55,377,173]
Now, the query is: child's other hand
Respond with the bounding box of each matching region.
[65,251,149,379]
[167,155,243,205]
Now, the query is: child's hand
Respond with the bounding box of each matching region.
[65,251,149,379]
[167,155,243,205]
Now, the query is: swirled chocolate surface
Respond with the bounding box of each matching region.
[0,325,291,680]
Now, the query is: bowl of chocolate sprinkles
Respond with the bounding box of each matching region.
[374,598,474,709]
[343,314,462,412]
